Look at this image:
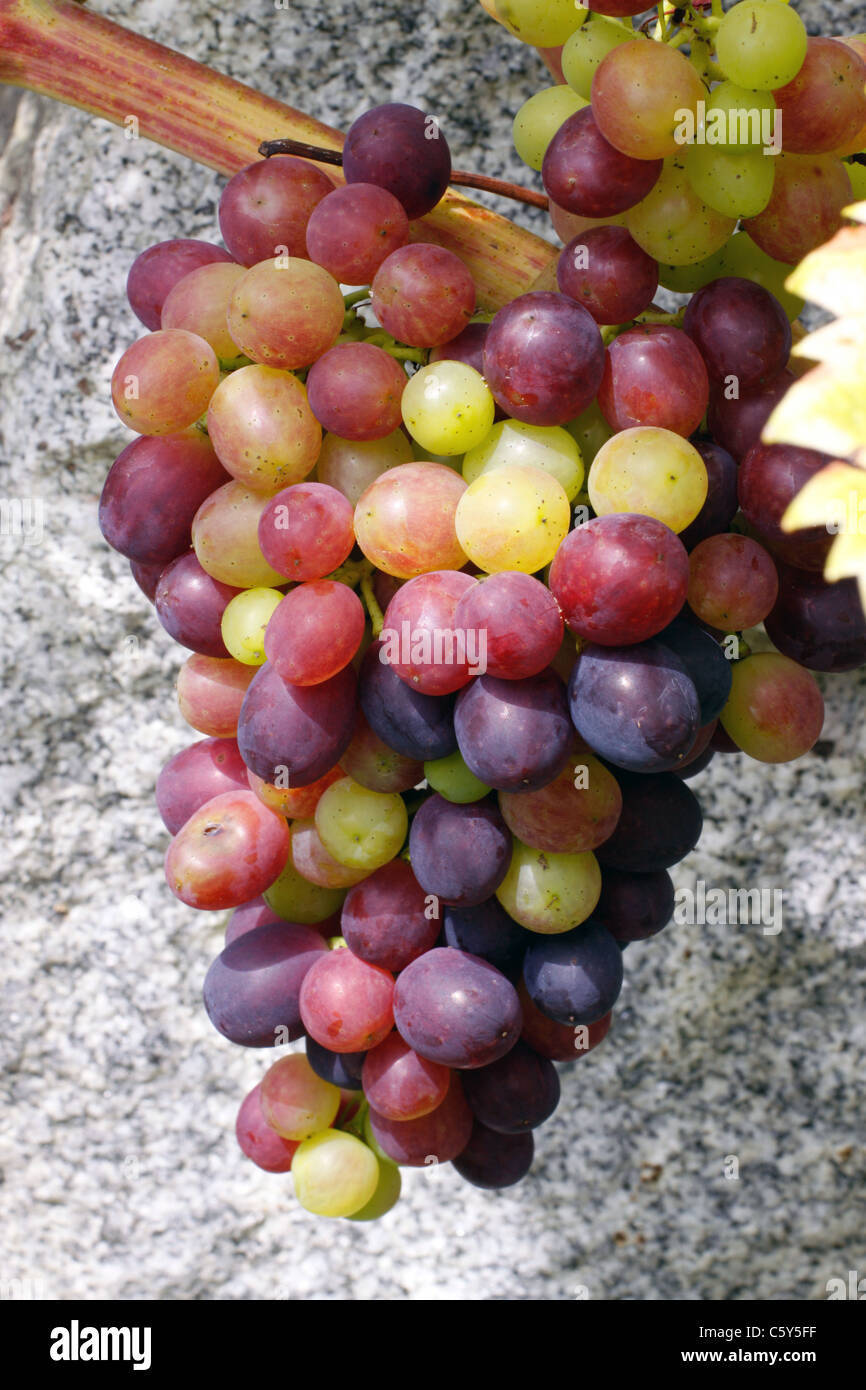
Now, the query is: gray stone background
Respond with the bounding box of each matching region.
[0,0,864,1302]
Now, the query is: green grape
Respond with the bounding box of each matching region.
[463,419,583,503]
[685,146,776,220]
[720,652,824,764]
[627,158,737,266]
[315,776,408,870]
[261,1055,340,1141]
[656,245,730,293]
[346,1156,402,1221]
[327,935,348,950]
[496,0,586,47]
[561,13,637,101]
[401,361,495,456]
[512,86,588,171]
[495,838,601,934]
[292,1130,380,1218]
[455,463,570,574]
[221,586,283,666]
[263,855,347,924]
[715,0,808,92]
[565,399,613,468]
[362,1107,393,1165]
[715,231,804,320]
[588,426,708,534]
[847,160,866,201]
[424,750,491,804]
[702,82,778,153]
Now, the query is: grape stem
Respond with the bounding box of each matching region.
[601,307,686,345]
[257,137,549,210]
[324,558,384,635]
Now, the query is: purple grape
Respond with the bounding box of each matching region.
[305,1036,367,1091]
[461,1041,560,1134]
[154,551,240,657]
[678,441,739,550]
[126,238,233,330]
[541,108,663,218]
[595,773,703,872]
[359,641,457,761]
[568,640,700,774]
[408,795,512,908]
[341,859,440,972]
[738,441,835,572]
[342,103,452,219]
[454,669,572,792]
[654,615,733,724]
[99,432,229,566]
[683,277,791,390]
[452,1121,534,1189]
[522,921,623,1026]
[483,292,605,426]
[707,370,794,463]
[594,868,675,943]
[765,567,866,672]
[393,947,522,1069]
[237,661,357,786]
[442,899,531,978]
[202,922,327,1047]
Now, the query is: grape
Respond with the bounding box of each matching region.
[345,1155,402,1221]
[264,580,364,686]
[380,569,477,696]
[584,0,651,13]
[292,1130,380,1218]
[743,153,852,264]
[707,369,794,464]
[342,103,451,219]
[654,616,733,725]
[495,838,601,935]
[517,979,611,1062]
[299,948,395,1052]
[225,896,285,945]
[260,1053,340,1141]
[461,1040,559,1134]
[129,558,167,603]
[454,668,573,793]
[307,343,407,442]
[678,442,739,552]
[202,921,326,1045]
[720,652,824,763]
[496,0,585,46]
[656,247,729,295]
[715,233,804,321]
[371,244,476,349]
[206,364,322,493]
[482,292,604,427]
[675,744,716,780]
[177,654,256,738]
[355,462,467,579]
[452,1121,533,1190]
[588,427,708,533]
[154,552,239,658]
[462,419,583,502]
[305,1036,367,1091]
[626,159,737,267]
[218,155,335,265]
[314,776,408,871]
[317,428,413,507]
[263,856,347,925]
[452,571,563,683]
[687,534,779,632]
[359,641,458,762]
[257,482,354,582]
[591,41,706,161]
[764,568,866,673]
[683,277,791,392]
[513,86,588,171]
[702,81,778,152]
[362,1033,451,1122]
[192,481,286,588]
[408,794,511,909]
[456,463,570,574]
[595,772,703,872]
[685,145,776,221]
[247,764,344,821]
[236,1083,299,1173]
[424,751,491,804]
[161,262,247,367]
[341,859,439,972]
[557,226,658,326]
[290,818,370,890]
[227,258,345,370]
[523,920,623,1025]
[542,108,663,219]
[738,442,834,572]
[305,182,409,284]
[566,397,614,467]
[442,899,531,978]
[165,789,289,911]
[401,362,494,457]
[126,238,233,330]
[598,325,709,438]
[393,947,521,1070]
[428,322,490,375]
[237,660,357,785]
[550,514,689,646]
[368,1075,474,1166]
[594,867,675,943]
[497,756,622,856]
[155,737,249,836]
[340,711,424,795]
[716,0,808,91]
[561,13,637,101]
[111,329,219,435]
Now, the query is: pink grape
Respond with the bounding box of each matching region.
[154,551,240,658]
[305,182,409,283]
[264,580,365,685]
[367,1075,474,1166]
[235,1083,299,1172]
[224,897,285,945]
[191,480,286,588]
[227,258,345,370]
[290,819,370,889]
[339,711,424,795]
[258,481,355,581]
[316,429,414,507]
[354,462,468,578]
[177,654,256,738]
[362,1033,451,1121]
[557,226,658,326]
[155,736,249,836]
[341,859,439,972]
[306,343,407,441]
[218,154,336,265]
[246,764,345,820]
[498,757,623,856]
[164,789,290,911]
[160,262,247,365]
[453,571,564,681]
[743,153,852,264]
[206,365,322,494]
[111,329,219,435]
[687,534,780,632]
[591,40,706,161]
[380,570,477,695]
[721,653,824,764]
[126,238,233,330]
[598,324,709,438]
[299,949,395,1053]
[371,244,476,349]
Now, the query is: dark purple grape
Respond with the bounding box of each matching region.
[408,795,512,908]
[237,661,357,786]
[393,947,522,1069]
[129,558,165,602]
[557,226,658,326]
[359,642,457,761]
[99,432,229,566]
[738,441,835,572]
[368,1076,473,1166]
[455,669,572,793]
[765,568,866,672]
[341,859,440,972]
[674,745,715,779]
[683,276,791,390]
[678,441,739,550]
[541,108,663,218]
[461,1041,560,1134]
[154,551,240,657]
[342,103,452,219]
[707,370,794,463]
[483,292,605,426]
[452,1121,534,1189]
[568,640,700,774]
[655,615,733,724]
[202,922,327,1047]
[428,321,489,373]
[594,867,675,943]
[442,899,530,978]
[595,773,703,872]
[522,921,623,1026]
[305,1036,367,1091]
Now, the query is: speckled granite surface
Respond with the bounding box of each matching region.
[0,0,865,1302]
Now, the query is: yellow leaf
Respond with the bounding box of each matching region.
[824,529,866,583]
[790,316,866,368]
[843,199,866,224]
[785,226,866,316]
[763,364,866,459]
[781,460,866,533]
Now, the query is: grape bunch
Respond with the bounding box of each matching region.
[98,2,866,1221]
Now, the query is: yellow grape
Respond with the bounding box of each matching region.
[496,0,586,47]
[463,420,584,503]
[292,1130,380,1218]
[513,86,588,170]
[221,587,283,665]
[495,838,601,934]
[685,146,776,220]
[455,463,570,574]
[588,427,708,534]
[263,855,347,923]
[401,361,495,456]
[314,776,408,870]
[715,0,808,92]
[626,159,737,266]
[346,1156,402,1221]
